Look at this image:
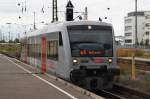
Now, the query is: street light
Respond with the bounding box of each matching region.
[33,12,37,30]
[135,0,139,46]
[6,23,11,42]
[131,0,139,80]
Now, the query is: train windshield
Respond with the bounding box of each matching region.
[68,25,113,57]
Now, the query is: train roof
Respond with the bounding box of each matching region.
[24,21,112,38]
[61,21,112,26]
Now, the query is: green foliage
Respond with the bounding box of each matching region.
[140,39,144,45]
[143,51,150,58]
[118,64,150,94]
[0,43,21,57]
[14,38,20,43]
[8,40,13,43]
[117,48,147,57]
[117,48,135,57]
[0,40,6,43]
[0,38,20,43]
[135,50,144,57]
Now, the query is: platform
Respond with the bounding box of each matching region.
[0,54,103,99]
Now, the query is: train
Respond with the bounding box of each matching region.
[20,21,120,90]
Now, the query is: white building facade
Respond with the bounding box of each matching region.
[124,11,150,45]
[143,11,150,45]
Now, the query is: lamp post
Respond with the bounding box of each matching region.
[131,0,138,80]
[33,12,37,30]
[105,8,110,20]
[135,0,138,46]
[6,23,11,42]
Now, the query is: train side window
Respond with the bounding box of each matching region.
[59,32,63,46]
[47,40,58,60]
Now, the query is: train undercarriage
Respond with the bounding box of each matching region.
[70,66,120,90]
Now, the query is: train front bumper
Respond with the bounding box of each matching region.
[70,67,120,89]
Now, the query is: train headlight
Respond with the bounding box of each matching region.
[88,25,92,30]
[73,59,79,65]
[108,58,112,63]
[73,59,78,63]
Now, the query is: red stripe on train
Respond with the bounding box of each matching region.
[41,36,46,74]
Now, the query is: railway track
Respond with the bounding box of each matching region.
[96,84,150,99]
[117,58,150,71]
[96,90,126,99]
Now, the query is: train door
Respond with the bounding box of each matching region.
[27,38,30,64]
[34,36,36,66]
[57,32,65,77]
[25,43,27,63]
[41,36,47,73]
[46,32,59,74]
[57,32,70,79]
[21,39,27,63]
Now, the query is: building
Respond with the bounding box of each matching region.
[143,11,150,45]
[124,11,145,45]
[124,11,150,45]
[115,36,125,45]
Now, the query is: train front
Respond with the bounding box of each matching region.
[68,24,120,90]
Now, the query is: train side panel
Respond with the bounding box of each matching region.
[56,27,72,79]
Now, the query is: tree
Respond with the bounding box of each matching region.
[140,39,144,45]
[14,38,20,43]
[0,40,6,43]
[9,40,13,43]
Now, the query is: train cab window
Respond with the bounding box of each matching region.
[68,25,113,57]
[59,32,63,46]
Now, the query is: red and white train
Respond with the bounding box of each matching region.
[20,21,120,90]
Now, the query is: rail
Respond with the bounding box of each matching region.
[96,84,150,99]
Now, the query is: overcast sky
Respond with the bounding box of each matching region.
[0,0,150,39]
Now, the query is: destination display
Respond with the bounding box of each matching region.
[80,50,105,56]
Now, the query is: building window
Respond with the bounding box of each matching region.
[125,26,132,31]
[145,15,150,19]
[125,32,132,36]
[125,19,132,24]
[145,39,149,45]
[125,39,132,43]
[145,23,150,27]
[146,32,149,35]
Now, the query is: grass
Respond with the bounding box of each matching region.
[117,63,150,94]
[0,43,21,57]
[117,48,150,58]
[117,48,150,93]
